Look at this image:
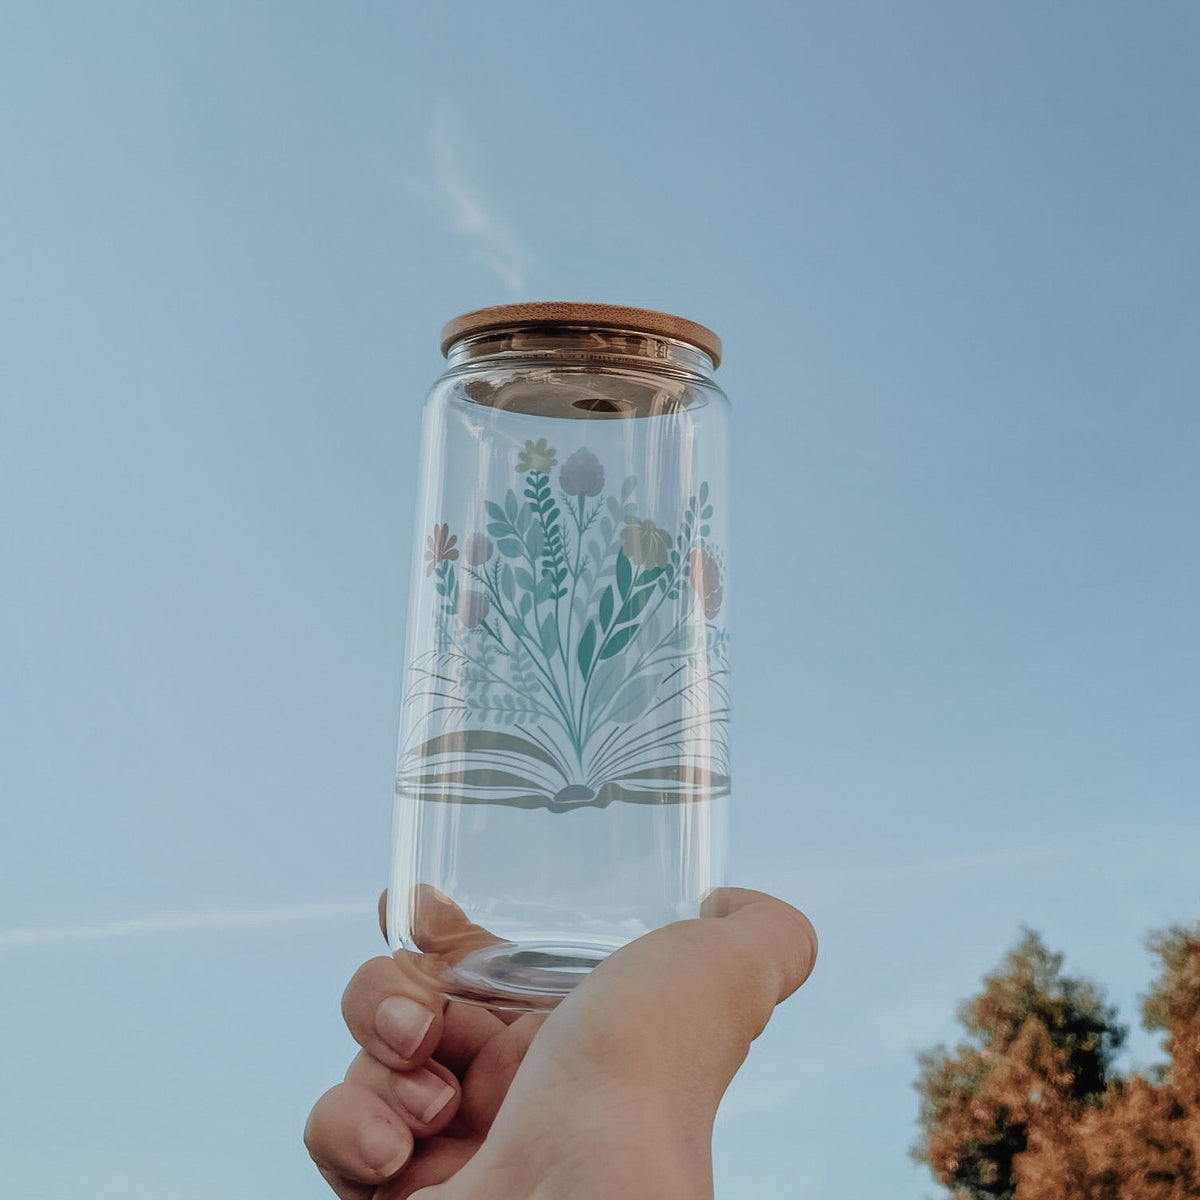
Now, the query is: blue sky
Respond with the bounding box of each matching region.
[2,2,1198,1196]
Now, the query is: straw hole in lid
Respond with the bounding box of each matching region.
[572,397,630,414]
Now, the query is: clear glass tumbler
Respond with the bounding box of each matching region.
[387,303,730,1008]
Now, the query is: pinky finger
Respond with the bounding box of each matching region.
[305,1081,415,1196]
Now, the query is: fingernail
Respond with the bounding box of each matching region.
[375,996,434,1058]
[359,1117,409,1175]
[392,1068,457,1125]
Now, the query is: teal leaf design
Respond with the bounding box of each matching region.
[577,620,597,674]
[606,674,661,724]
[598,585,614,630]
[663,621,703,653]
[410,470,729,812]
[617,586,654,624]
[599,624,638,659]
[572,590,590,626]
[588,656,627,713]
[539,613,558,658]
[499,564,516,603]
[616,550,633,598]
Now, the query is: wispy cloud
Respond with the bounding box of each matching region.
[0,898,371,952]
[429,100,529,294]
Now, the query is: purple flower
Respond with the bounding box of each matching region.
[559,447,605,497]
[457,590,490,629]
[463,532,493,566]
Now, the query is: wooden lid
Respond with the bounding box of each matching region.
[441,302,722,368]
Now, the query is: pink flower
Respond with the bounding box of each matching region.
[457,590,490,629]
[424,524,459,576]
[688,549,723,619]
[463,532,493,566]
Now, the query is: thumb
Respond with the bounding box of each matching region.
[700,886,819,1026]
[528,888,817,1103]
[444,889,817,1197]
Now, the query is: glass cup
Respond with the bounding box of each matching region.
[387,303,730,1008]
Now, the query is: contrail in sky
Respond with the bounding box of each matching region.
[430,100,529,294]
[0,898,372,951]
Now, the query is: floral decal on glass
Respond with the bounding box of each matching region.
[399,441,729,811]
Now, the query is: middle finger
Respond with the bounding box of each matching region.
[345,1050,460,1135]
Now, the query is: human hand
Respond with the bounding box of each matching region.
[305,888,817,1200]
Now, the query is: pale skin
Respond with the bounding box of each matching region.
[305,889,818,1200]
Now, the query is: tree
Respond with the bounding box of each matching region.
[917,922,1200,1200]
[1143,923,1200,1108]
[914,928,1126,1199]
[1014,1073,1199,1200]
[1015,921,1200,1199]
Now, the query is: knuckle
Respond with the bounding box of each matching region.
[340,957,397,1023]
[343,1049,373,1084]
[302,1089,336,1159]
[774,902,819,991]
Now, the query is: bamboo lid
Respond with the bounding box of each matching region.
[441,302,722,368]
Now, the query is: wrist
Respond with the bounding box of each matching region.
[538,1128,711,1200]
[458,1088,714,1200]
[532,1095,714,1200]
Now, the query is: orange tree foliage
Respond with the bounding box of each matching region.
[914,929,1125,1198]
[915,923,1200,1199]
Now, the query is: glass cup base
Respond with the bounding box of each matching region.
[421,940,616,1012]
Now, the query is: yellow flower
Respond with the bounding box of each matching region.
[621,516,671,569]
[516,438,557,473]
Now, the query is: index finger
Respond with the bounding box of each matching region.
[342,956,445,1072]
